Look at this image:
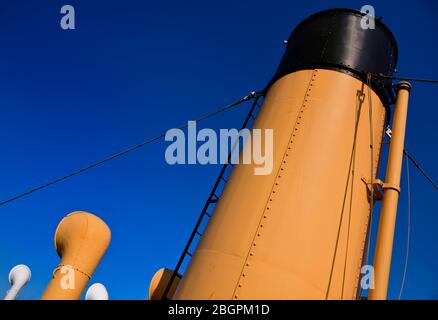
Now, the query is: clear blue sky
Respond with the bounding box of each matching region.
[0,0,436,300]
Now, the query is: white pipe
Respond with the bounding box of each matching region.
[85,283,108,300]
[4,264,31,300]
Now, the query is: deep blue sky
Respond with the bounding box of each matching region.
[0,0,436,300]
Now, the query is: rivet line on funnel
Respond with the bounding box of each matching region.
[232,69,318,299]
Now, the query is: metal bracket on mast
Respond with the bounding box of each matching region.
[361,176,401,201]
[361,177,384,201]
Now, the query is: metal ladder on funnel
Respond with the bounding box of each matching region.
[162,92,263,299]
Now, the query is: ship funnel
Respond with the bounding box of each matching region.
[174,8,398,300]
[41,211,111,300]
[4,264,31,300]
[85,283,109,300]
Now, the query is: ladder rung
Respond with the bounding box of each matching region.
[187,252,193,257]
[196,231,202,236]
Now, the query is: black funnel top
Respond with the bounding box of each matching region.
[269,8,398,106]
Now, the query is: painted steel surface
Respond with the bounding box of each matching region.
[175,69,386,300]
[41,211,111,300]
[369,82,411,300]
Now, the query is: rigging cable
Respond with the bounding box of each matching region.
[372,73,438,84]
[374,71,438,190]
[340,89,362,299]
[398,152,412,300]
[325,85,364,299]
[385,130,437,191]
[364,73,375,277]
[404,148,438,191]
[0,91,261,208]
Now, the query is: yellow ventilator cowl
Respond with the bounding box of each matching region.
[41,211,111,300]
[149,268,181,300]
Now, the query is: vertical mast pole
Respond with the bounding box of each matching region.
[369,82,411,300]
